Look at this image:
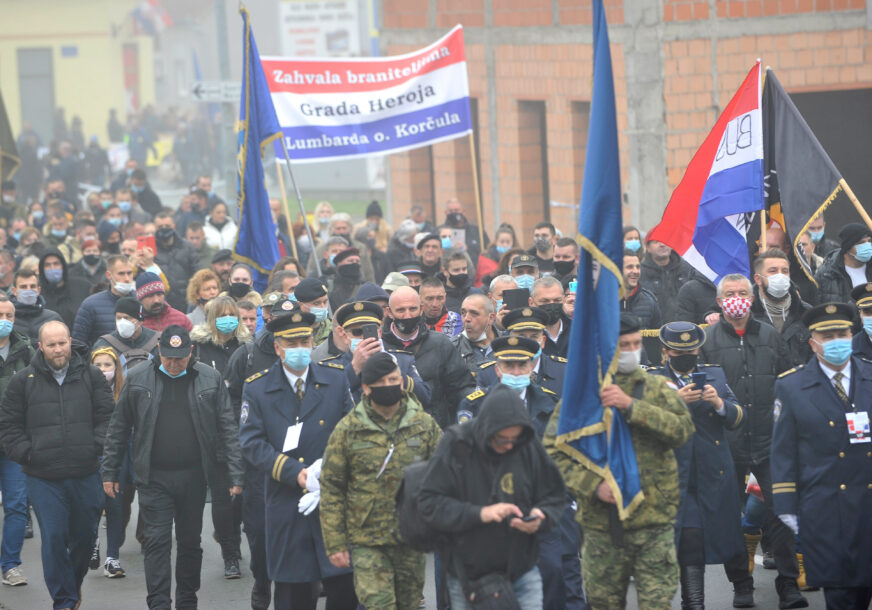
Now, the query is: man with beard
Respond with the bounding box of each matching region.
[135,272,192,334]
[328,248,363,310]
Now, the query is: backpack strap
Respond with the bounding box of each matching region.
[98,333,129,355]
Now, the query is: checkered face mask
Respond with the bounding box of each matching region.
[722,296,752,320]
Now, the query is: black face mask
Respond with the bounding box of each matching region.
[156,227,175,242]
[83,254,102,266]
[105,242,120,254]
[395,315,420,335]
[338,263,361,280]
[368,384,403,407]
[446,212,464,226]
[229,282,250,298]
[449,272,468,287]
[554,260,575,276]
[669,353,698,374]
[541,302,563,326]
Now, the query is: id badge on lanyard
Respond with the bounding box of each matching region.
[846,411,871,444]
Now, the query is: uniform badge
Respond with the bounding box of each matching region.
[522,308,532,317]
[825,304,836,314]
[773,398,781,422]
[292,313,302,322]
[169,335,182,347]
[457,410,473,424]
[680,332,691,342]
[281,300,293,311]
[500,472,514,495]
[240,401,249,424]
[508,337,518,346]
[354,302,364,311]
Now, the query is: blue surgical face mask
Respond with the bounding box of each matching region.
[349,338,361,352]
[624,239,641,252]
[284,346,312,370]
[495,245,509,255]
[494,299,503,311]
[131,185,144,194]
[159,364,187,379]
[500,372,531,393]
[441,237,452,249]
[126,168,134,177]
[329,254,336,267]
[107,217,123,227]
[0,319,12,338]
[118,201,132,213]
[50,228,67,239]
[863,316,872,338]
[310,306,328,323]
[101,200,113,209]
[809,229,824,243]
[514,274,535,291]
[44,268,63,284]
[854,242,872,263]
[818,337,852,366]
[215,315,239,334]
[12,232,20,242]
[32,210,44,220]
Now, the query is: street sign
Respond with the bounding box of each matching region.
[191,81,240,103]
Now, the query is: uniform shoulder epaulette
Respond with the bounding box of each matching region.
[387,347,412,355]
[541,386,557,396]
[478,360,497,369]
[319,359,345,370]
[858,356,872,364]
[778,364,804,379]
[245,369,269,383]
[698,363,722,368]
[466,388,485,401]
[549,355,568,363]
[646,365,664,371]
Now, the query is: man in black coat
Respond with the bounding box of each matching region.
[10,269,63,343]
[442,250,481,314]
[0,321,114,610]
[641,240,702,323]
[39,249,92,329]
[814,223,872,305]
[153,211,202,312]
[621,249,662,329]
[674,276,719,325]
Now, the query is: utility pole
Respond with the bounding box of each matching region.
[215,0,237,216]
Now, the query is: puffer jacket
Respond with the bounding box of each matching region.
[641,251,703,323]
[621,285,662,329]
[700,317,792,464]
[73,288,131,347]
[154,233,202,312]
[39,248,93,328]
[0,347,115,480]
[101,358,245,488]
[750,284,812,367]
[814,249,872,305]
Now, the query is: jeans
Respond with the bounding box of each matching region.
[448,566,543,610]
[138,466,207,610]
[26,472,103,609]
[0,453,27,572]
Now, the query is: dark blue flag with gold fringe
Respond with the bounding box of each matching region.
[555,0,643,520]
[233,6,283,291]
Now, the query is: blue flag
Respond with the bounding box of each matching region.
[233,7,283,291]
[555,0,643,520]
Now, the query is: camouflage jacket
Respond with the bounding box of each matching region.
[543,366,694,532]
[320,392,442,555]
[313,318,332,347]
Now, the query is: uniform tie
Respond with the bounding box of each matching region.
[295,378,304,402]
[832,371,850,406]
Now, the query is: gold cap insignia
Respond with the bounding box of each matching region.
[522,308,532,316]
[508,337,519,346]
[292,313,302,322]
[680,332,691,341]
[354,302,364,311]
[826,305,837,314]
[866,284,871,292]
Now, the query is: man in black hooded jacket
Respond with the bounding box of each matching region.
[39,248,92,329]
[417,385,565,608]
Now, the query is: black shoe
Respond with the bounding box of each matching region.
[251,580,271,610]
[777,580,809,609]
[224,558,241,579]
[680,565,705,610]
[733,583,755,608]
[89,542,100,570]
[24,507,33,539]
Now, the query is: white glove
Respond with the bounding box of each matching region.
[306,459,323,493]
[298,490,321,515]
[779,514,798,535]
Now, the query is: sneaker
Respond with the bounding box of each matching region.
[223,558,241,579]
[2,566,27,586]
[104,558,126,578]
[89,542,100,570]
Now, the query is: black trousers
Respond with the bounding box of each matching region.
[242,463,270,586]
[210,467,242,561]
[273,573,357,610]
[724,460,798,587]
[138,466,207,610]
[823,587,872,610]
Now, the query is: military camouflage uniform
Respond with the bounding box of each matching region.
[320,392,442,609]
[543,367,694,609]
[312,318,332,347]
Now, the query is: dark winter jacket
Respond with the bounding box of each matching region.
[39,248,93,328]
[226,330,278,419]
[0,348,115,480]
[191,325,249,375]
[621,285,662,329]
[674,277,718,324]
[0,332,34,398]
[700,317,792,464]
[101,358,245,488]
[853,330,872,359]
[154,233,202,312]
[641,251,702,323]
[12,295,63,343]
[73,288,132,347]
[750,284,812,367]
[417,386,565,581]
[68,257,107,288]
[386,237,415,268]
[814,249,872,305]
[442,275,482,315]
[134,184,162,217]
[382,321,476,428]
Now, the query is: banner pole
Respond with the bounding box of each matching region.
[760,208,767,250]
[840,178,872,232]
[274,159,299,260]
[467,132,485,249]
[278,139,323,278]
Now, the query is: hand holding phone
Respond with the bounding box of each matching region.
[691,372,707,389]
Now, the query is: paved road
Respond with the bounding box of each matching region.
[1,503,825,609]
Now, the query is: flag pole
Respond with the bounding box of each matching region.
[468,132,485,249]
[274,159,299,260]
[840,179,872,232]
[278,140,323,277]
[760,62,768,251]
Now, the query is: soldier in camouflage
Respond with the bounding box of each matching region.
[544,313,694,609]
[320,351,442,610]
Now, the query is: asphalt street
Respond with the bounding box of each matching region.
[0,502,826,609]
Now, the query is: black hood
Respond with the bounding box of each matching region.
[39,247,69,286]
[471,384,535,454]
[12,294,47,317]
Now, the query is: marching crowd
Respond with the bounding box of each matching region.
[0,139,870,610]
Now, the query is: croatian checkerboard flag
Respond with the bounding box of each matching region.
[647,62,764,282]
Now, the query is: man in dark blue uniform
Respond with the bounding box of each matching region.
[239,310,358,610]
[851,283,872,359]
[458,336,586,609]
[476,307,567,396]
[327,300,431,406]
[648,321,745,610]
[772,302,872,608]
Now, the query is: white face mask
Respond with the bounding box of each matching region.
[462,329,487,343]
[102,369,115,382]
[114,281,136,294]
[765,273,790,299]
[116,318,137,339]
[617,348,642,373]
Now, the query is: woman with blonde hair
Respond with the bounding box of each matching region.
[90,347,127,578]
[186,268,221,326]
[313,200,335,242]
